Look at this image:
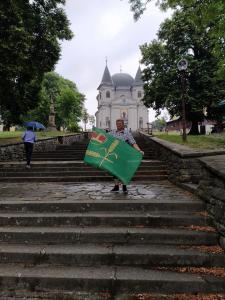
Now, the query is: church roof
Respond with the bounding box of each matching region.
[112,73,134,87]
[98,65,143,89]
[133,66,143,86]
[98,65,113,88]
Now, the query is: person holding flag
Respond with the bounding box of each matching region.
[109,119,144,194]
[84,119,144,194]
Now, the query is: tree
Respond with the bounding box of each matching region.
[24,72,85,131]
[0,0,73,126]
[140,9,225,134]
[82,108,89,131]
[128,0,225,77]
[89,115,95,128]
[152,117,167,131]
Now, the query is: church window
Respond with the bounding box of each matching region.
[120,109,128,121]
[99,92,102,99]
[138,91,142,98]
[139,117,143,129]
[106,91,110,98]
[106,117,110,129]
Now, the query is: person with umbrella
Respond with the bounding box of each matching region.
[22,125,37,168]
[23,121,46,130]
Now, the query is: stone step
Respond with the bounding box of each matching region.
[32,153,88,156]
[57,144,89,148]
[31,157,156,161]
[32,151,155,156]
[0,244,224,267]
[54,148,154,152]
[56,146,88,149]
[0,170,101,176]
[0,226,217,245]
[0,170,168,177]
[33,149,155,154]
[0,160,163,168]
[30,158,156,162]
[0,165,167,172]
[0,211,210,227]
[0,199,205,213]
[31,152,155,156]
[31,156,155,161]
[56,145,149,149]
[0,265,224,294]
[31,157,89,160]
[0,174,168,182]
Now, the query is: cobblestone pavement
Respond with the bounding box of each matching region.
[0,181,198,202]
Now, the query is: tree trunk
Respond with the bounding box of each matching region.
[216,121,224,133]
[188,120,200,135]
[3,124,10,131]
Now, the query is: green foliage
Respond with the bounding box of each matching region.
[89,115,95,127]
[128,0,151,20]
[128,0,225,76]
[24,72,85,131]
[140,9,225,125]
[0,0,73,125]
[155,133,225,149]
[81,108,89,131]
[0,130,78,145]
[151,117,167,131]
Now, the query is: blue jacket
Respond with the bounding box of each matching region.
[22,130,37,143]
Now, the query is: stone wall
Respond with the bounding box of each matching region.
[139,132,225,184]
[197,156,225,250]
[0,133,87,162]
[139,132,225,250]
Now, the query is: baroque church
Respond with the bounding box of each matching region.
[95,65,148,131]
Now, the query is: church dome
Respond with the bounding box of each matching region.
[112,73,134,87]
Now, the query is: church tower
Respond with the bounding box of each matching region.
[95,64,148,131]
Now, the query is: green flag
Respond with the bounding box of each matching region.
[84,127,142,185]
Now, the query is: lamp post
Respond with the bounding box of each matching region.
[177,59,188,142]
[147,122,150,134]
[146,122,152,135]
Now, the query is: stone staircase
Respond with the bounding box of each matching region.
[0,182,224,299]
[0,135,224,298]
[0,137,168,182]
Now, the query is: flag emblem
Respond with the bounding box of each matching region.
[84,128,142,184]
[91,132,107,143]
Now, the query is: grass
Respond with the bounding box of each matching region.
[0,130,78,145]
[153,132,225,150]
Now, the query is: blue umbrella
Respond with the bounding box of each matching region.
[24,121,46,130]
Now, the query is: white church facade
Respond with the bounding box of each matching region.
[95,65,148,131]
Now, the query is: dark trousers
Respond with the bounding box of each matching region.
[24,142,34,165]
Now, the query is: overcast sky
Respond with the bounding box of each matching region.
[56,0,171,122]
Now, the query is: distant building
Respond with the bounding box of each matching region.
[166,117,192,132]
[166,117,216,134]
[199,119,217,134]
[95,64,148,130]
